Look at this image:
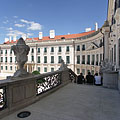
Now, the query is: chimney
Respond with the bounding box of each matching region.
[39,32,43,39]
[50,30,55,39]
[9,36,12,42]
[5,38,9,43]
[22,34,27,40]
[13,35,17,41]
[85,28,91,32]
[95,22,98,31]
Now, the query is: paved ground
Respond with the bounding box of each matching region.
[1,83,120,120]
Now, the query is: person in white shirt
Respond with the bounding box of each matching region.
[94,73,102,86]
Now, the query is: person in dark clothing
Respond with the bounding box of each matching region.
[77,73,85,84]
[86,72,94,84]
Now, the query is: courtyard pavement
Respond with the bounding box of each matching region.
[1,83,120,120]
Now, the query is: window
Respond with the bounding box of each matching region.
[82,69,85,75]
[37,48,40,53]
[1,57,3,62]
[66,56,70,64]
[51,47,54,52]
[77,55,80,64]
[15,66,17,71]
[5,66,7,70]
[114,44,116,63]
[99,39,103,47]
[10,49,12,54]
[92,55,95,65]
[82,44,85,51]
[87,70,90,74]
[15,57,17,63]
[31,56,34,62]
[100,54,102,63]
[76,45,80,51]
[1,66,3,70]
[66,46,70,52]
[112,48,113,63]
[37,56,40,63]
[87,55,90,64]
[5,50,7,54]
[31,48,34,53]
[77,68,80,74]
[5,57,7,63]
[58,46,62,52]
[51,68,54,72]
[82,55,85,64]
[58,56,62,63]
[44,56,47,63]
[44,67,47,72]
[44,47,47,53]
[1,50,3,54]
[61,37,65,39]
[38,67,40,72]
[51,56,54,63]
[96,54,99,65]
[10,66,12,70]
[10,57,12,63]
[91,70,94,75]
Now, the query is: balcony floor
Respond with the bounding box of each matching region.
[1,83,120,120]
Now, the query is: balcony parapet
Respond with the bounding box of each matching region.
[0,68,77,119]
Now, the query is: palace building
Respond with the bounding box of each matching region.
[0,27,104,78]
[0,0,120,78]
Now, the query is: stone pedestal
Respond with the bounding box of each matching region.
[103,71,118,89]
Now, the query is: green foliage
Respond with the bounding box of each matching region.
[37,79,45,84]
[32,70,40,75]
[32,70,45,84]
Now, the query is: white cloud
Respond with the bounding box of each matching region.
[20,19,30,24]
[3,20,9,24]
[7,27,13,31]
[27,22,42,31]
[27,33,34,36]
[13,16,18,18]
[15,24,25,27]
[7,29,24,36]
[20,19,42,31]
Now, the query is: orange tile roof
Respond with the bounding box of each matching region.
[4,30,95,44]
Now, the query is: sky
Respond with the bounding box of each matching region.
[0,0,108,44]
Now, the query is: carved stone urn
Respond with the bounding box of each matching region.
[11,38,30,77]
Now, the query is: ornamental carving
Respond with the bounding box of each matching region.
[11,38,30,77]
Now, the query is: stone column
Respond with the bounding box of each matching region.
[102,26,110,60]
[27,65,29,72]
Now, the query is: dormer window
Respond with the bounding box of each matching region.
[61,37,65,39]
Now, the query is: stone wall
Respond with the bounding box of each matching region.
[118,71,120,93]
[0,69,76,119]
[103,71,119,89]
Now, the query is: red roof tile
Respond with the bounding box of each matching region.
[4,30,95,44]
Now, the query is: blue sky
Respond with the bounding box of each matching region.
[0,0,108,44]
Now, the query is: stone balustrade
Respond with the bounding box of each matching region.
[0,68,77,119]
